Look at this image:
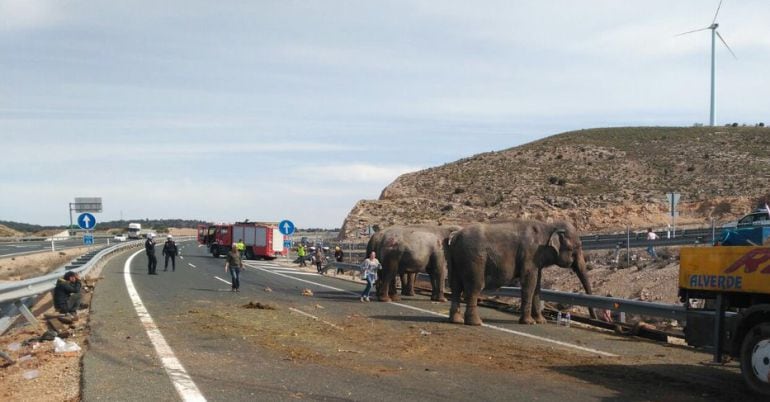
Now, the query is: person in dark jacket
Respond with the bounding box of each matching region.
[224,243,243,292]
[334,246,345,274]
[162,234,178,271]
[145,233,157,275]
[54,271,82,315]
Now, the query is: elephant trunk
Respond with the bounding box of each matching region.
[572,249,597,319]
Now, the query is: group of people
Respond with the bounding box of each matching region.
[144,233,179,274]
[295,244,345,274]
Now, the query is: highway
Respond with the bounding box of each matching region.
[0,237,113,258]
[80,241,763,401]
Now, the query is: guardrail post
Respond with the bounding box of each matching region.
[51,239,55,252]
[619,312,626,323]
[14,300,38,327]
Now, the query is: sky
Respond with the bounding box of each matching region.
[2,0,770,229]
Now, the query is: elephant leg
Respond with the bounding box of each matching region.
[448,269,464,324]
[389,276,401,301]
[531,269,546,324]
[430,271,447,302]
[463,287,483,326]
[401,272,416,296]
[377,259,397,302]
[519,265,537,325]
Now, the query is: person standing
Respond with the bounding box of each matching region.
[225,243,243,292]
[236,239,246,259]
[162,235,178,272]
[359,251,381,302]
[314,246,325,274]
[145,233,158,275]
[297,244,307,267]
[646,228,658,259]
[334,246,345,274]
[53,271,82,315]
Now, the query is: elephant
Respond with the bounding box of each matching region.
[448,220,593,325]
[366,224,460,302]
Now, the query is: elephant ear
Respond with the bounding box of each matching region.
[548,229,566,253]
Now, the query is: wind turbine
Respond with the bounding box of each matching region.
[677,0,737,126]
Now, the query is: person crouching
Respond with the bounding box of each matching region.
[54,271,82,316]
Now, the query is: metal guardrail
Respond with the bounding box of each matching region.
[487,287,732,321]
[0,240,143,304]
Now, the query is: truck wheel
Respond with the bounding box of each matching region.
[740,323,770,396]
[245,249,254,260]
[211,245,220,258]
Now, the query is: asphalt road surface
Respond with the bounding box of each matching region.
[0,237,113,258]
[81,241,765,401]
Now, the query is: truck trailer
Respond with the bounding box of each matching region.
[679,246,770,395]
[197,222,286,260]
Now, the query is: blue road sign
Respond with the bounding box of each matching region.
[78,213,96,230]
[278,220,295,236]
[83,234,94,245]
[283,239,292,249]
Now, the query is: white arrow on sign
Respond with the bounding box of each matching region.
[283,222,291,232]
[83,215,91,227]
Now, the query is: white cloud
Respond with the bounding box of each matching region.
[294,163,421,183]
[0,0,64,31]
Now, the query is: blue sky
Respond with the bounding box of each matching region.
[2,0,769,228]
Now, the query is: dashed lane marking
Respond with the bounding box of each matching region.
[124,250,207,401]
[214,276,232,285]
[246,261,617,358]
[188,263,196,268]
[288,307,342,330]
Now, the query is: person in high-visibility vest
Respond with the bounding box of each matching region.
[236,239,246,259]
[297,244,307,267]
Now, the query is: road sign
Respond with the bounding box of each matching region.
[279,220,295,235]
[283,239,292,249]
[73,197,103,213]
[77,213,96,229]
[83,233,94,245]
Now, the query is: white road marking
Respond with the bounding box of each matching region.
[124,250,207,402]
[389,301,617,357]
[214,276,232,285]
[288,307,342,330]
[179,256,184,260]
[247,261,617,358]
[188,263,197,268]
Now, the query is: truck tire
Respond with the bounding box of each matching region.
[211,245,220,258]
[740,323,770,396]
[245,248,254,260]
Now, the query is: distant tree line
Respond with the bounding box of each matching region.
[0,219,207,233]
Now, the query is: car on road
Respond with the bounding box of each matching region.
[722,208,770,229]
[113,234,127,242]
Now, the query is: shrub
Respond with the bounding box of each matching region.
[713,201,732,216]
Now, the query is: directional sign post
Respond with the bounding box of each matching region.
[668,192,681,238]
[77,213,96,230]
[278,220,295,236]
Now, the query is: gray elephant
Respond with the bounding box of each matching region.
[366,224,459,302]
[448,220,593,325]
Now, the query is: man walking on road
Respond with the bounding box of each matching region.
[646,228,658,260]
[162,234,178,271]
[145,233,158,275]
[225,243,243,292]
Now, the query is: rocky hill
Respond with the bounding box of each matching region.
[340,126,770,239]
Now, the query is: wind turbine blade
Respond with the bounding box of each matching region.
[712,0,725,25]
[675,26,711,36]
[716,31,738,59]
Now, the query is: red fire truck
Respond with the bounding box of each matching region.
[197,222,287,260]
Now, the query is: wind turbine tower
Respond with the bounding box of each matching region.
[678,0,736,126]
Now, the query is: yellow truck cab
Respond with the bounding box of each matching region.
[679,246,770,395]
